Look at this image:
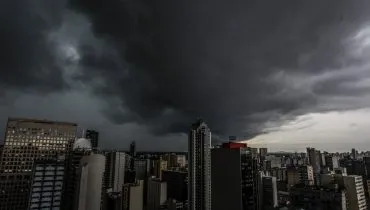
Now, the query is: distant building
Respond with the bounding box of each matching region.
[162,170,188,202]
[104,152,128,193]
[135,159,150,180]
[297,165,314,186]
[154,158,168,180]
[306,148,321,185]
[176,155,187,168]
[259,148,268,161]
[28,157,65,210]
[325,155,339,170]
[0,118,77,209]
[211,142,258,210]
[147,177,167,210]
[76,154,106,210]
[166,199,186,210]
[164,153,179,168]
[122,180,144,210]
[289,185,347,210]
[188,120,212,210]
[352,148,357,160]
[85,129,99,150]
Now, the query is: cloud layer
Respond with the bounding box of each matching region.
[1,0,370,144]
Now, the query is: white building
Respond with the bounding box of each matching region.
[76,154,106,210]
[147,177,167,210]
[122,180,144,210]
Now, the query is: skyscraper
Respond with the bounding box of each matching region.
[188,120,211,210]
[85,130,99,151]
[212,142,258,210]
[0,118,77,209]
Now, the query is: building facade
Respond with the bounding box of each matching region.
[147,177,167,210]
[212,142,258,210]
[76,154,106,210]
[0,118,77,209]
[162,170,188,202]
[188,120,211,210]
[28,158,65,210]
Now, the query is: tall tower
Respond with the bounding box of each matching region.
[188,120,211,210]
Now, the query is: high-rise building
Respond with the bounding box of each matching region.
[307,148,321,185]
[104,152,128,193]
[63,147,91,210]
[342,175,367,210]
[297,165,314,186]
[259,148,268,161]
[322,174,367,210]
[188,120,211,210]
[261,176,278,210]
[162,170,188,202]
[154,158,168,180]
[352,148,357,160]
[325,155,339,170]
[28,157,65,210]
[0,118,77,209]
[122,180,144,210]
[147,177,167,210]
[129,141,136,171]
[85,129,99,150]
[211,142,258,210]
[76,154,106,210]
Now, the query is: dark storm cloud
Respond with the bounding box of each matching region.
[2,0,370,140]
[0,0,69,92]
[67,0,370,137]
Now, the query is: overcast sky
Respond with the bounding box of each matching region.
[1,0,370,152]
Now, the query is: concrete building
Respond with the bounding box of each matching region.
[188,120,211,210]
[76,154,106,210]
[322,174,367,210]
[122,180,144,210]
[325,155,340,170]
[212,142,258,210]
[289,185,347,210]
[261,176,278,210]
[342,175,367,210]
[147,177,167,210]
[28,157,65,210]
[271,167,287,182]
[105,152,128,193]
[306,148,321,185]
[162,170,188,202]
[0,118,77,209]
[297,165,314,186]
[166,199,186,210]
[63,148,92,210]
